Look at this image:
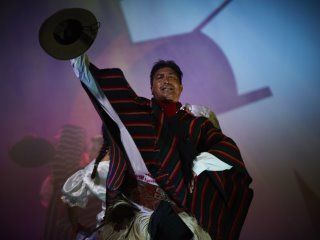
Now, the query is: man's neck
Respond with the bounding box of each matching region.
[156,99,181,117]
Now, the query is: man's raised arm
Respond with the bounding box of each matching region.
[70,54,106,101]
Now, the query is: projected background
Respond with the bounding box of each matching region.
[0,0,319,239]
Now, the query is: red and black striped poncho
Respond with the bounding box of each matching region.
[81,64,253,240]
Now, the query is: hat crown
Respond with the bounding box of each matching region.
[53,19,83,45]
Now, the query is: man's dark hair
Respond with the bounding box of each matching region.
[150,60,183,86]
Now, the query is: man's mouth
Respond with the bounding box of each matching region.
[160,85,174,91]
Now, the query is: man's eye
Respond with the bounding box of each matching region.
[169,75,178,80]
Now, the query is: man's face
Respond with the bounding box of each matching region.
[151,67,183,102]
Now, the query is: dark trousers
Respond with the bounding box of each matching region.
[148,200,193,240]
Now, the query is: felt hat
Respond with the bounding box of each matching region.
[39,8,99,60]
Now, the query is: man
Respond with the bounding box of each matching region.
[71,55,253,240]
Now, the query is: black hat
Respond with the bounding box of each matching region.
[9,136,55,167]
[39,8,99,60]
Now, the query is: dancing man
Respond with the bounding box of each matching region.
[69,54,253,240]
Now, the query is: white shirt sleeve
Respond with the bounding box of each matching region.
[61,162,92,208]
[61,160,109,207]
[192,152,232,176]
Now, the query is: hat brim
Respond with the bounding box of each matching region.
[39,8,98,60]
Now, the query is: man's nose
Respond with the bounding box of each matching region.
[163,76,170,83]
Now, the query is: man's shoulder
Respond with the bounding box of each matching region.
[181,103,220,129]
